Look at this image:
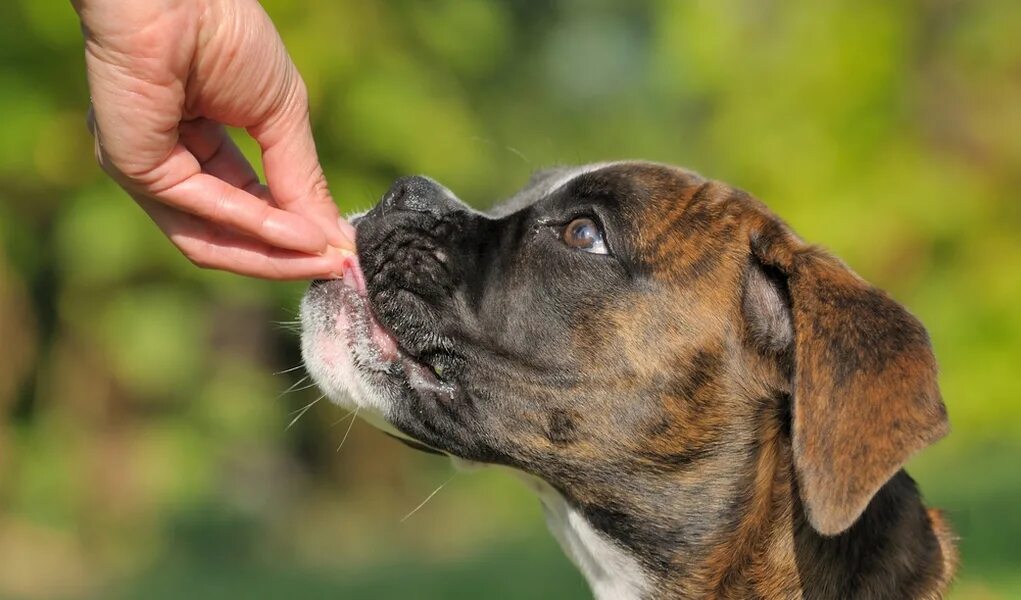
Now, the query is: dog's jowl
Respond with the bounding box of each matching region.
[300,162,956,599]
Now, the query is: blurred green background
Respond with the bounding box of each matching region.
[1,1,1019,598]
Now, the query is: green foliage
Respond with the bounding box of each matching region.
[0,1,1018,598]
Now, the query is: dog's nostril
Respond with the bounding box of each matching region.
[381,182,408,211]
[381,175,450,215]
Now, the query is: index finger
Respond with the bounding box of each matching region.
[248,81,354,252]
[158,168,330,255]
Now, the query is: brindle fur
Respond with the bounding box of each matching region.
[334,162,956,598]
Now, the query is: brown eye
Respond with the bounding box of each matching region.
[562,218,608,255]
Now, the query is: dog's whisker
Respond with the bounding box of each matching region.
[399,472,458,523]
[285,394,325,431]
[335,407,359,453]
[279,374,309,392]
[504,145,530,165]
[330,409,356,428]
[287,393,325,416]
[274,364,307,376]
[277,376,313,398]
[271,319,303,328]
[468,136,531,166]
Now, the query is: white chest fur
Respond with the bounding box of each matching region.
[520,475,651,600]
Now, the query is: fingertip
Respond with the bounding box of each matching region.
[303,211,354,252]
[314,246,352,280]
[336,217,357,250]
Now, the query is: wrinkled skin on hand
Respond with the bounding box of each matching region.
[73,0,354,279]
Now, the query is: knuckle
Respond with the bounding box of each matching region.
[254,203,274,233]
[207,192,230,223]
[291,75,310,106]
[280,78,311,121]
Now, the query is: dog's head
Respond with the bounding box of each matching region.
[300,162,947,536]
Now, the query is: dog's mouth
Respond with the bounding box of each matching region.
[329,254,400,363]
[305,254,454,456]
[326,255,447,387]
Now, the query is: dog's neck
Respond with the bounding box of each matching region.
[532,404,956,599]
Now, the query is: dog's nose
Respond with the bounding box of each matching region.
[380,175,463,217]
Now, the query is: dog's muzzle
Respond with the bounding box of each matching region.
[298,175,483,454]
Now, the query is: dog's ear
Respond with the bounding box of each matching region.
[743,213,948,536]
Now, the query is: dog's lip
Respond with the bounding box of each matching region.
[339,254,368,296]
[332,254,400,362]
[335,255,453,393]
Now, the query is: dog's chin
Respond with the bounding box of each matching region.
[299,255,452,453]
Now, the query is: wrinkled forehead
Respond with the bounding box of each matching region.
[488,161,706,218]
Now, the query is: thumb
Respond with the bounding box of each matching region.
[249,78,354,252]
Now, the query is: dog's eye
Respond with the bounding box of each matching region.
[562,218,607,255]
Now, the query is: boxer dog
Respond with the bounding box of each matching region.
[300,162,956,599]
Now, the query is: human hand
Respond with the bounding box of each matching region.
[73,0,354,279]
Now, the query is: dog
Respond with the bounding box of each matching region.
[299,162,956,599]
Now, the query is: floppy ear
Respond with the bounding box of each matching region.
[744,214,949,536]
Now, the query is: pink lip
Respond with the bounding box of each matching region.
[338,254,399,361]
[340,254,368,295]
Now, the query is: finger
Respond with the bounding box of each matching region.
[179,118,261,194]
[179,119,278,207]
[247,77,354,252]
[92,120,316,256]
[137,196,347,280]
[155,167,330,255]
